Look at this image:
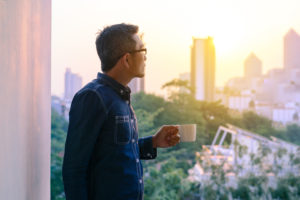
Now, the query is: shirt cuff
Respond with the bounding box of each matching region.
[138,136,157,160]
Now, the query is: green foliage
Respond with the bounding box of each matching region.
[130,86,300,199]
[270,175,300,200]
[286,124,300,145]
[230,111,277,139]
[241,111,273,132]
[134,108,164,136]
[51,109,67,200]
[229,111,300,144]
[202,184,229,200]
[50,80,300,199]
[230,184,251,200]
[131,92,166,113]
[143,158,196,200]
[161,78,192,92]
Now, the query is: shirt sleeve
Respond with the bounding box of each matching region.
[62,90,106,200]
[138,136,157,160]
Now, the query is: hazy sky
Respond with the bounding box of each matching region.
[51,0,300,97]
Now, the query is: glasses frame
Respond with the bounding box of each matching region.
[116,48,147,62]
[129,48,147,55]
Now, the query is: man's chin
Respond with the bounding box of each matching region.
[136,73,145,78]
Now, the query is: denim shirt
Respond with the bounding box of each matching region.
[62,73,157,200]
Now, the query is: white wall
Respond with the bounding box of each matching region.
[0,0,51,199]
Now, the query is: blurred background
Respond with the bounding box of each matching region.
[1,0,300,199]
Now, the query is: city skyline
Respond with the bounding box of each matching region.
[191,37,215,101]
[284,29,300,69]
[64,68,83,101]
[51,0,300,97]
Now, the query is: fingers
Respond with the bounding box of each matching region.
[163,125,179,135]
[167,134,180,146]
[157,125,180,147]
[165,128,180,146]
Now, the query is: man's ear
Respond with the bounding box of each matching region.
[121,53,131,69]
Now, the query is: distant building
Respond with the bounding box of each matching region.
[255,101,273,119]
[51,96,63,114]
[218,28,300,125]
[227,92,253,111]
[224,53,263,93]
[215,88,255,112]
[284,29,300,69]
[272,106,298,124]
[64,68,82,102]
[244,53,262,79]
[191,37,215,101]
[51,96,69,120]
[254,101,300,125]
[128,77,145,94]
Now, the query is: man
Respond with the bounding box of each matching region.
[62,23,180,200]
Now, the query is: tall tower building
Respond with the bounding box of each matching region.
[190,37,215,101]
[0,0,51,199]
[128,77,145,94]
[244,53,262,79]
[64,68,83,101]
[284,29,300,69]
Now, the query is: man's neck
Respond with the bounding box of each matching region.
[104,70,132,87]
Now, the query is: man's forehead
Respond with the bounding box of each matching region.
[138,33,144,41]
[133,33,145,48]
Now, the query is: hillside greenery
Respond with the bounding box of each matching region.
[51,80,300,199]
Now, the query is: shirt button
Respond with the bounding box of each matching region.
[132,139,135,143]
[136,159,139,163]
[139,179,142,184]
[126,100,129,104]
[120,90,124,94]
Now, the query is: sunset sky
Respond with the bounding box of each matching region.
[51,0,300,97]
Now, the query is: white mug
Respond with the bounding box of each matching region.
[178,124,196,142]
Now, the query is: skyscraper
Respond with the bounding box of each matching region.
[190,37,215,101]
[244,53,262,79]
[284,29,300,69]
[64,68,83,101]
[0,0,51,199]
[128,77,145,94]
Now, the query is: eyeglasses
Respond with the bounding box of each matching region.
[116,48,147,62]
[129,48,147,55]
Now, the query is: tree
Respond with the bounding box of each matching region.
[51,109,68,200]
[286,124,300,145]
[143,157,196,200]
[51,80,300,199]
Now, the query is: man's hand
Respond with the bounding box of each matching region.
[152,125,180,148]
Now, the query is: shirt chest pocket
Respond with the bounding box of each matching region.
[114,115,131,145]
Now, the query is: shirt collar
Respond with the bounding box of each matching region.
[96,72,131,102]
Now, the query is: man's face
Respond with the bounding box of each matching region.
[128,34,147,78]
